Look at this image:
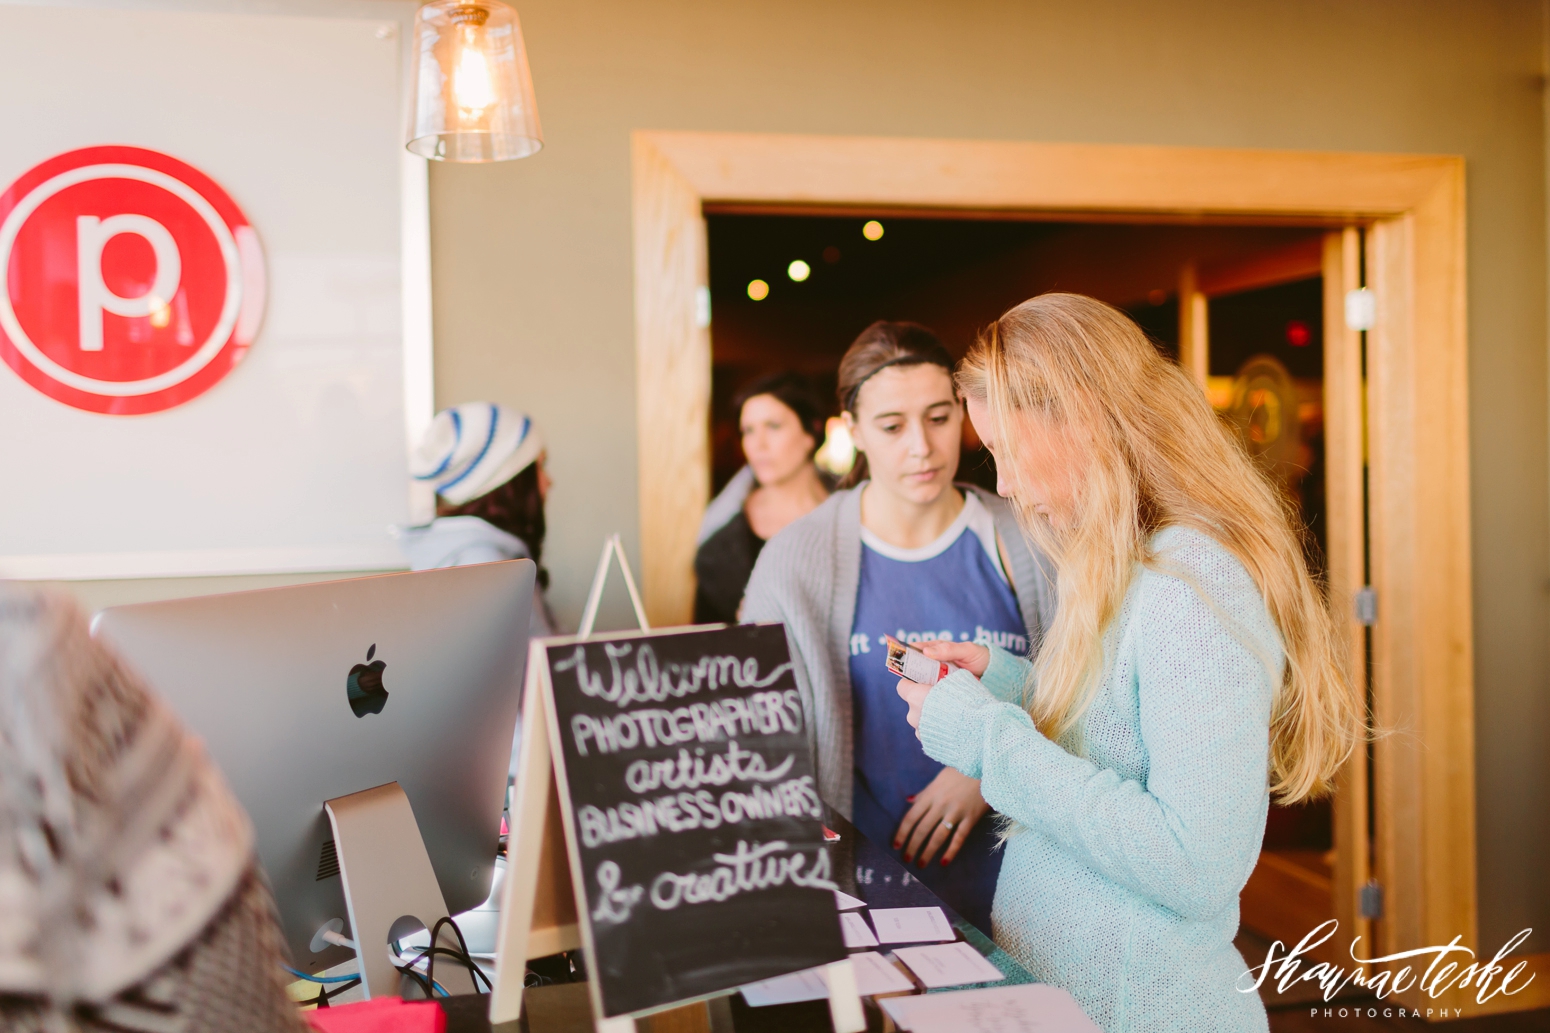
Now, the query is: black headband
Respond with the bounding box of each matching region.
[843,352,955,413]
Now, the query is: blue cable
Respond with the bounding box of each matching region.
[284,963,447,998]
[284,965,360,984]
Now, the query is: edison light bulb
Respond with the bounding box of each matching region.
[408,0,544,162]
[452,24,496,119]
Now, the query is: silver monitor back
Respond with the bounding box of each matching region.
[91,561,534,972]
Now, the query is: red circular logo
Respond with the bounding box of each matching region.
[0,146,265,415]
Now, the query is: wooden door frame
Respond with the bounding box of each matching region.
[632,131,1484,1014]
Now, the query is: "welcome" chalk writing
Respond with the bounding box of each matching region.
[553,641,793,708]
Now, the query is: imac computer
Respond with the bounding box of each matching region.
[91,560,534,996]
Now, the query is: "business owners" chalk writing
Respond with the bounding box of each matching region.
[578,775,823,847]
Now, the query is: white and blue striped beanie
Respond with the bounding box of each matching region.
[411,402,545,505]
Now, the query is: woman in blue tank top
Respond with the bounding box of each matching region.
[743,322,1055,934]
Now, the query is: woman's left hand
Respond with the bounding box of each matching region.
[893,766,991,867]
[897,677,932,731]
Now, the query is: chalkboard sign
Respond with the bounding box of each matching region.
[491,624,851,1025]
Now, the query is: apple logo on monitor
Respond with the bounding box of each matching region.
[347,643,389,717]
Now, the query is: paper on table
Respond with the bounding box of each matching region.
[839,911,878,948]
[739,952,913,1006]
[849,951,915,996]
[868,906,956,943]
[881,984,1103,1032]
[834,889,867,910]
[891,942,1003,988]
[739,967,829,1007]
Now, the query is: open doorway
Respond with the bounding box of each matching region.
[706,212,1344,958]
[632,130,1478,1015]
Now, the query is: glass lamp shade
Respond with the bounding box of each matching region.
[407,0,543,162]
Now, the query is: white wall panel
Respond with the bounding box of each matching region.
[0,2,424,578]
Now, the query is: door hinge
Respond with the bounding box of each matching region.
[1354,586,1377,626]
[1360,879,1384,920]
[1345,288,1376,331]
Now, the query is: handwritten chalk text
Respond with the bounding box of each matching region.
[570,691,803,756]
[649,840,835,911]
[553,642,793,709]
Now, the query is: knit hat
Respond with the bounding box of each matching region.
[411,402,545,505]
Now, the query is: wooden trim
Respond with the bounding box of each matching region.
[631,135,712,626]
[1177,262,1208,386]
[630,132,1483,1013]
[645,132,1453,216]
[1365,168,1479,1015]
[702,200,1349,228]
[1324,228,1372,962]
[1200,236,1324,297]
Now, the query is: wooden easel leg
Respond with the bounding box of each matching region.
[824,959,865,1033]
[706,996,735,1033]
[489,673,555,1023]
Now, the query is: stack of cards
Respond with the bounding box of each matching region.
[891,942,1003,988]
[868,906,957,944]
[741,899,1011,1008]
[881,984,1102,1031]
[739,951,914,1005]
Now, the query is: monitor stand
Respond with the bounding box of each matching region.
[324,781,479,999]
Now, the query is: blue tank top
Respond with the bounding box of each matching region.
[848,493,1027,935]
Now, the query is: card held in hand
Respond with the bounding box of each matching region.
[884,635,956,686]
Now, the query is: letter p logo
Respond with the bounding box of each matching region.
[76,214,181,351]
[0,146,265,414]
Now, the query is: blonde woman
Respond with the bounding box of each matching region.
[896,294,1361,1033]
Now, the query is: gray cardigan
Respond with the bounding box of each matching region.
[740,484,1056,819]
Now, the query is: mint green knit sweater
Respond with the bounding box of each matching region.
[917,527,1279,1033]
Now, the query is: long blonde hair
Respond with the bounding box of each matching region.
[958,293,1360,803]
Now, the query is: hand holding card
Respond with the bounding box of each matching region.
[885,636,957,686]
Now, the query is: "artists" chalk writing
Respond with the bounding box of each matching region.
[624,740,791,793]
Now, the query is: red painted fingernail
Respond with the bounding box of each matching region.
[905,795,916,802]
[941,859,949,867]
[918,860,927,868]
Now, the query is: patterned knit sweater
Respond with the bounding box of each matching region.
[917,527,1279,1033]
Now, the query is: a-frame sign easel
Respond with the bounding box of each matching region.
[486,536,864,1032]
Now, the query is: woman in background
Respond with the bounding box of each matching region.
[742,322,1054,935]
[403,402,557,638]
[694,372,830,624]
[896,294,1361,1031]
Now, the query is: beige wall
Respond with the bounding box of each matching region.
[426,0,1549,951]
[19,0,1545,953]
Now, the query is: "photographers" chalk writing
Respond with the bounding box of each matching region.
[570,691,802,756]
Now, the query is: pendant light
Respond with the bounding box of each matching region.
[407,1,543,162]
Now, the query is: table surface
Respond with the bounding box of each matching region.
[439,807,1034,1032]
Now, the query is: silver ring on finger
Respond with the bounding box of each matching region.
[940,818,957,831]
